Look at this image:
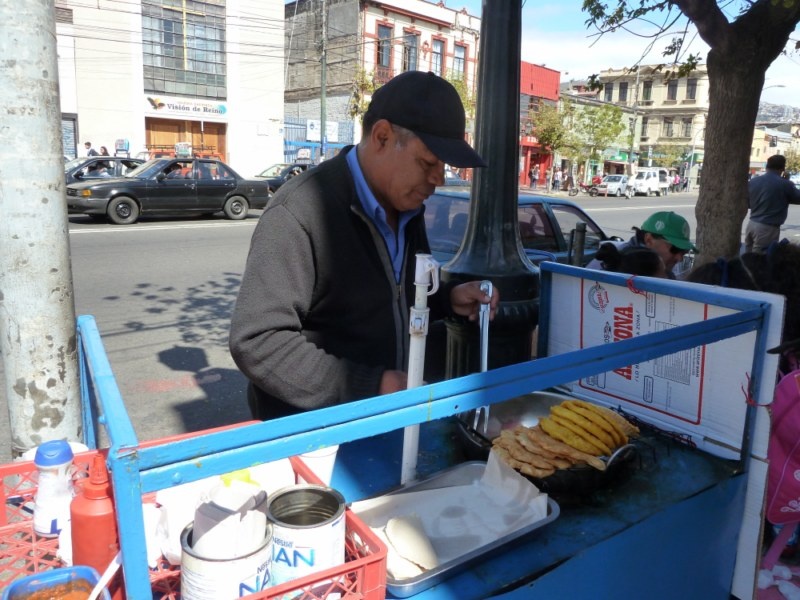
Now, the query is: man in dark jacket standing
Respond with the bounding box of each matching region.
[745,154,800,253]
[230,71,498,421]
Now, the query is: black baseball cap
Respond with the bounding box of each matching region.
[364,71,487,168]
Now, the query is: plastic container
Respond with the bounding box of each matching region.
[3,565,110,600]
[0,446,387,599]
[70,454,125,600]
[32,440,74,538]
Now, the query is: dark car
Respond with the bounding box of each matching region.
[424,190,615,266]
[64,156,144,184]
[256,162,314,197]
[66,158,270,225]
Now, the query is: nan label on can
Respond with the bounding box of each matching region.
[180,523,273,599]
[267,485,346,590]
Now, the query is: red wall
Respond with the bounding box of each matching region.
[520,62,560,102]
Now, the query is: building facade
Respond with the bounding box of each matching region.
[56,0,285,178]
[519,62,560,187]
[284,0,480,163]
[592,64,710,184]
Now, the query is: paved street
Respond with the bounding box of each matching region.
[2,194,800,462]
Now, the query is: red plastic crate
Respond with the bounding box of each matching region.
[1,443,386,599]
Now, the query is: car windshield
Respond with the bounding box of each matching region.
[257,164,289,177]
[123,159,173,178]
[65,157,90,171]
[605,176,623,182]
[635,172,646,180]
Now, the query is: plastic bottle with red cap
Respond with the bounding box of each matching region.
[70,454,125,600]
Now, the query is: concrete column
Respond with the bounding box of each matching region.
[0,0,82,456]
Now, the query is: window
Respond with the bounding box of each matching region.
[518,205,557,252]
[402,32,418,72]
[664,118,674,137]
[642,80,652,101]
[686,78,697,100]
[667,80,678,101]
[682,119,692,137]
[453,45,465,78]
[431,39,444,76]
[142,0,227,100]
[604,83,614,102]
[377,25,392,68]
[619,82,628,102]
[550,205,605,254]
[641,116,649,138]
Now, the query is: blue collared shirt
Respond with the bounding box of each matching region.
[346,147,421,282]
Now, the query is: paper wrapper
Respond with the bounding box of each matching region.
[352,451,548,575]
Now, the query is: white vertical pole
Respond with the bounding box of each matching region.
[401,254,439,484]
[0,0,82,456]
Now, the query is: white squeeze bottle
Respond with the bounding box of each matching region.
[32,440,75,537]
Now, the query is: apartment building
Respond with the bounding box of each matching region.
[594,64,710,182]
[56,0,285,177]
[520,62,561,186]
[284,0,480,162]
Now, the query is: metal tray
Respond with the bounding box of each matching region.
[353,461,559,598]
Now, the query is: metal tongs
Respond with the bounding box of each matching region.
[472,280,493,435]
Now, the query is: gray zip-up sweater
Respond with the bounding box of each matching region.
[229,149,448,420]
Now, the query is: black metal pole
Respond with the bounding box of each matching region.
[442,0,539,377]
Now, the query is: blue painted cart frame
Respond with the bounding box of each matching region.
[75,262,777,598]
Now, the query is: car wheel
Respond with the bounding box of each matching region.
[224,196,249,220]
[590,188,598,197]
[107,196,140,225]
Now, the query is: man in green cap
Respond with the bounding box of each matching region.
[586,211,697,279]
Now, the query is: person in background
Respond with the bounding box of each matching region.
[745,154,800,253]
[585,211,696,279]
[530,164,539,190]
[593,245,667,278]
[229,70,499,421]
[545,166,552,192]
[99,146,110,156]
[84,141,98,157]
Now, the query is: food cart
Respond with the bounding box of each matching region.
[0,262,782,599]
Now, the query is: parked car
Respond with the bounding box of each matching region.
[424,190,617,266]
[66,158,270,224]
[256,162,314,197]
[64,156,144,184]
[632,167,670,196]
[595,174,631,197]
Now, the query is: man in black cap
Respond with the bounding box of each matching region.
[745,154,800,253]
[230,71,498,420]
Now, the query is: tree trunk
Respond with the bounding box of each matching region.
[694,48,764,263]
[686,0,800,265]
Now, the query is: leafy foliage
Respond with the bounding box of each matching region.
[529,100,579,157]
[574,103,627,161]
[348,67,377,120]
[445,72,477,120]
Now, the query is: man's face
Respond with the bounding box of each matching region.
[372,122,445,214]
[644,233,688,272]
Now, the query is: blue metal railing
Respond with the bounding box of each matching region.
[75,265,775,597]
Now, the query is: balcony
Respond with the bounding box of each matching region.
[375,66,394,85]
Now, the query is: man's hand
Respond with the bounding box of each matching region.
[450,280,499,322]
[379,370,408,394]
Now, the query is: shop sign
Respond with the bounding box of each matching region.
[143,95,228,120]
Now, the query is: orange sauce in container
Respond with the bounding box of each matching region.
[14,579,92,600]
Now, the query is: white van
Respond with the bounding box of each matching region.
[633,168,670,196]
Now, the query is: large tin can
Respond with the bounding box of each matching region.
[180,522,272,600]
[267,485,346,587]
